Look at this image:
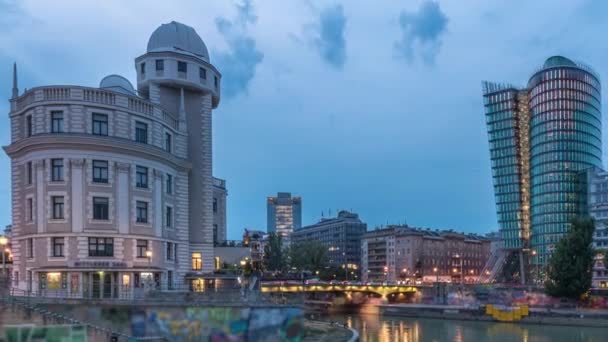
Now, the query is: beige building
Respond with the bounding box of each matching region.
[4,21,221,298]
[362,225,491,284]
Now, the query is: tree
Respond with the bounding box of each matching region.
[289,241,329,272]
[263,233,287,272]
[545,217,595,299]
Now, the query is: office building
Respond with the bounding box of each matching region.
[4,21,222,297]
[483,56,601,273]
[266,192,301,238]
[212,177,227,244]
[361,225,490,283]
[585,167,608,288]
[291,210,367,273]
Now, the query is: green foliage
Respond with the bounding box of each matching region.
[289,241,329,272]
[318,265,349,281]
[545,217,595,299]
[263,233,287,271]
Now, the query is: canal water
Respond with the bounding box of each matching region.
[327,314,608,342]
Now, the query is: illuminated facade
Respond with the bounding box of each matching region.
[585,167,608,288]
[483,56,601,267]
[266,192,301,239]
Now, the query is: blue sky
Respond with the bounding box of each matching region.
[1,0,607,239]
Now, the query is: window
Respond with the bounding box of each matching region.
[27,238,33,258]
[192,252,202,270]
[92,113,108,136]
[213,224,218,244]
[136,166,148,188]
[166,242,174,261]
[135,121,148,144]
[26,115,32,137]
[165,132,172,153]
[93,197,109,220]
[140,62,145,76]
[52,196,64,219]
[214,76,219,89]
[51,159,64,182]
[136,240,148,258]
[136,201,148,223]
[51,111,64,133]
[166,174,173,195]
[199,67,207,79]
[27,162,32,185]
[167,270,173,290]
[92,160,109,183]
[178,61,187,73]
[166,206,172,228]
[88,237,113,257]
[155,59,164,71]
[27,198,33,222]
[213,198,218,213]
[52,237,64,257]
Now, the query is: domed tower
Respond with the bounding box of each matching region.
[136,21,221,274]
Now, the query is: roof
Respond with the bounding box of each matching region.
[147,21,209,62]
[543,56,576,69]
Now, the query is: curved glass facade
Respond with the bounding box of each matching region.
[528,63,602,265]
[483,56,602,267]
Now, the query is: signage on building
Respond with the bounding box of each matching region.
[72,261,128,268]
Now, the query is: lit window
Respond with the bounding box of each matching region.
[192,252,202,270]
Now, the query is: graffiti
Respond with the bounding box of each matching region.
[4,324,87,342]
[147,307,303,342]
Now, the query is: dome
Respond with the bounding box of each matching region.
[100,74,136,95]
[543,56,576,69]
[147,21,209,62]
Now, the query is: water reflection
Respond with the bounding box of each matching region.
[334,314,608,342]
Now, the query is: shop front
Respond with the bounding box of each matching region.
[34,262,165,299]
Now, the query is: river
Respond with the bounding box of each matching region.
[326,314,608,342]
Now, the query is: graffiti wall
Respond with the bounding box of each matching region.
[148,307,304,342]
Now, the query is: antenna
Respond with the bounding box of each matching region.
[12,62,18,99]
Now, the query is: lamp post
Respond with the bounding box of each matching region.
[0,236,8,278]
[433,267,438,283]
[531,250,538,285]
[145,250,153,289]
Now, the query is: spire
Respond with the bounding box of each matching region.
[178,87,187,131]
[11,62,18,99]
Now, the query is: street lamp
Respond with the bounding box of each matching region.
[433,267,438,283]
[0,236,8,278]
[145,250,153,288]
[531,250,538,285]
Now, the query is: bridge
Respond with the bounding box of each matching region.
[261,283,419,298]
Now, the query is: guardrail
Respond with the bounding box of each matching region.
[13,86,180,130]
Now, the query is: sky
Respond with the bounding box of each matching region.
[1,0,608,240]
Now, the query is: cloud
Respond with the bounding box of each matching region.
[214,0,264,98]
[395,1,448,65]
[314,4,347,69]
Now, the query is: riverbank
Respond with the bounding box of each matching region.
[303,319,357,341]
[362,304,608,328]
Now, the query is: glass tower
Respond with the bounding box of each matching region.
[483,56,601,267]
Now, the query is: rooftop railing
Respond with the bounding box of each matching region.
[13,86,179,130]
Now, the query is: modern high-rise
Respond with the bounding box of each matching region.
[483,56,601,272]
[4,21,222,297]
[266,192,301,238]
[291,210,366,273]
